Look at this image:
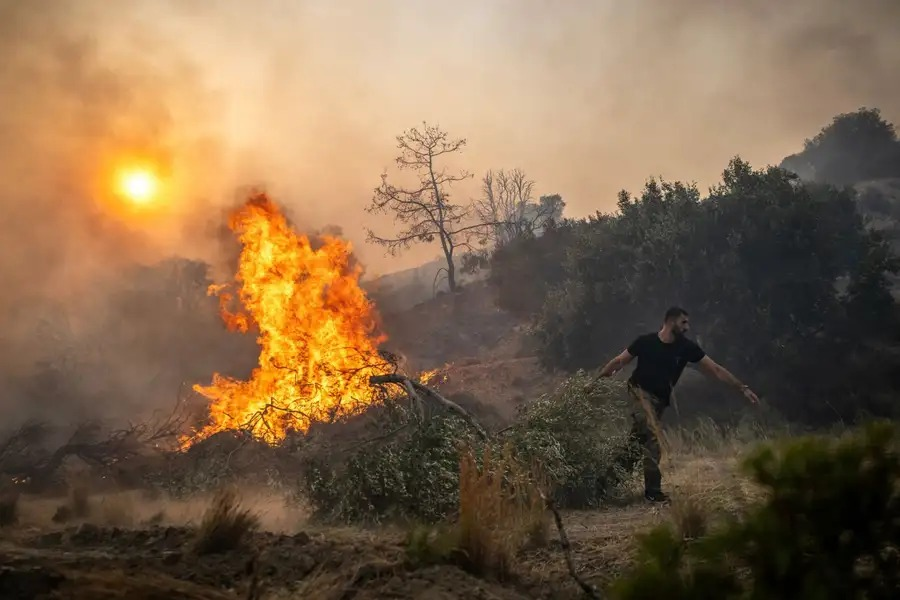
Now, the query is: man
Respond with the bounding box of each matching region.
[596,306,759,503]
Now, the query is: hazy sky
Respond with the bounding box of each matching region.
[3,0,900,279]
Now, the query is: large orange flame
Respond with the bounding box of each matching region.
[188,193,389,444]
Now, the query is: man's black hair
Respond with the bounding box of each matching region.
[664,306,689,321]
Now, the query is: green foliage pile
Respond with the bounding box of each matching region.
[302,373,636,523]
[502,371,637,508]
[610,421,900,599]
[302,403,481,524]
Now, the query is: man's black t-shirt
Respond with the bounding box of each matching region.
[626,333,706,404]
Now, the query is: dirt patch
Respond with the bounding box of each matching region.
[0,523,557,599]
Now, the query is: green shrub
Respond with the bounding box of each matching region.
[502,371,637,508]
[302,404,481,523]
[303,372,635,522]
[610,421,900,599]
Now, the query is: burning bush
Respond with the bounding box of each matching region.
[187,193,390,446]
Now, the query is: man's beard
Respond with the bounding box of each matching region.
[673,328,687,339]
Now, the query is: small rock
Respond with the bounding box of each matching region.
[293,531,311,546]
[162,551,182,566]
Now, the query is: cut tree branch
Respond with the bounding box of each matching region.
[368,374,487,439]
[543,491,603,599]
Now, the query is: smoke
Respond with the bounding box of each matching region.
[0,1,249,425]
[97,0,896,273]
[1,0,898,426]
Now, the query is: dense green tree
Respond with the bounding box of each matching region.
[531,159,899,422]
[780,107,900,186]
[486,218,580,318]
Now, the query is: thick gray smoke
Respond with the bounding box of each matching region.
[0,1,252,426]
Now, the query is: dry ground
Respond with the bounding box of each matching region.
[0,426,766,599]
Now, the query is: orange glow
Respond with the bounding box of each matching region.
[186,192,390,445]
[116,167,159,205]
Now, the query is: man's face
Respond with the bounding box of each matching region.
[672,315,690,337]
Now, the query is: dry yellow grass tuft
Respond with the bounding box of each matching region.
[456,444,548,579]
[193,487,260,555]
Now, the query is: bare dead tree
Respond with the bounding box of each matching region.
[476,168,534,247]
[366,123,494,293]
[475,169,564,249]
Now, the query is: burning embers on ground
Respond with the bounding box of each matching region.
[186,193,390,445]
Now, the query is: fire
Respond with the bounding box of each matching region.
[418,368,439,385]
[188,193,389,444]
[419,364,451,386]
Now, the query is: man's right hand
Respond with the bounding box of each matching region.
[741,385,760,404]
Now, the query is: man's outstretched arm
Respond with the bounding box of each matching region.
[697,356,759,403]
[597,349,635,378]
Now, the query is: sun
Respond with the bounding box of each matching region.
[117,168,159,205]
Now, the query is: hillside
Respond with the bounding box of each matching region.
[363,257,487,313]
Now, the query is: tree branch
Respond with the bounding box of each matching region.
[368,374,487,439]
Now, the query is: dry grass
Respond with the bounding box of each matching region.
[50,568,236,600]
[263,567,347,600]
[455,444,548,579]
[669,494,708,540]
[193,487,260,555]
[517,419,776,589]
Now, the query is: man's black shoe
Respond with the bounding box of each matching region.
[644,491,670,504]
